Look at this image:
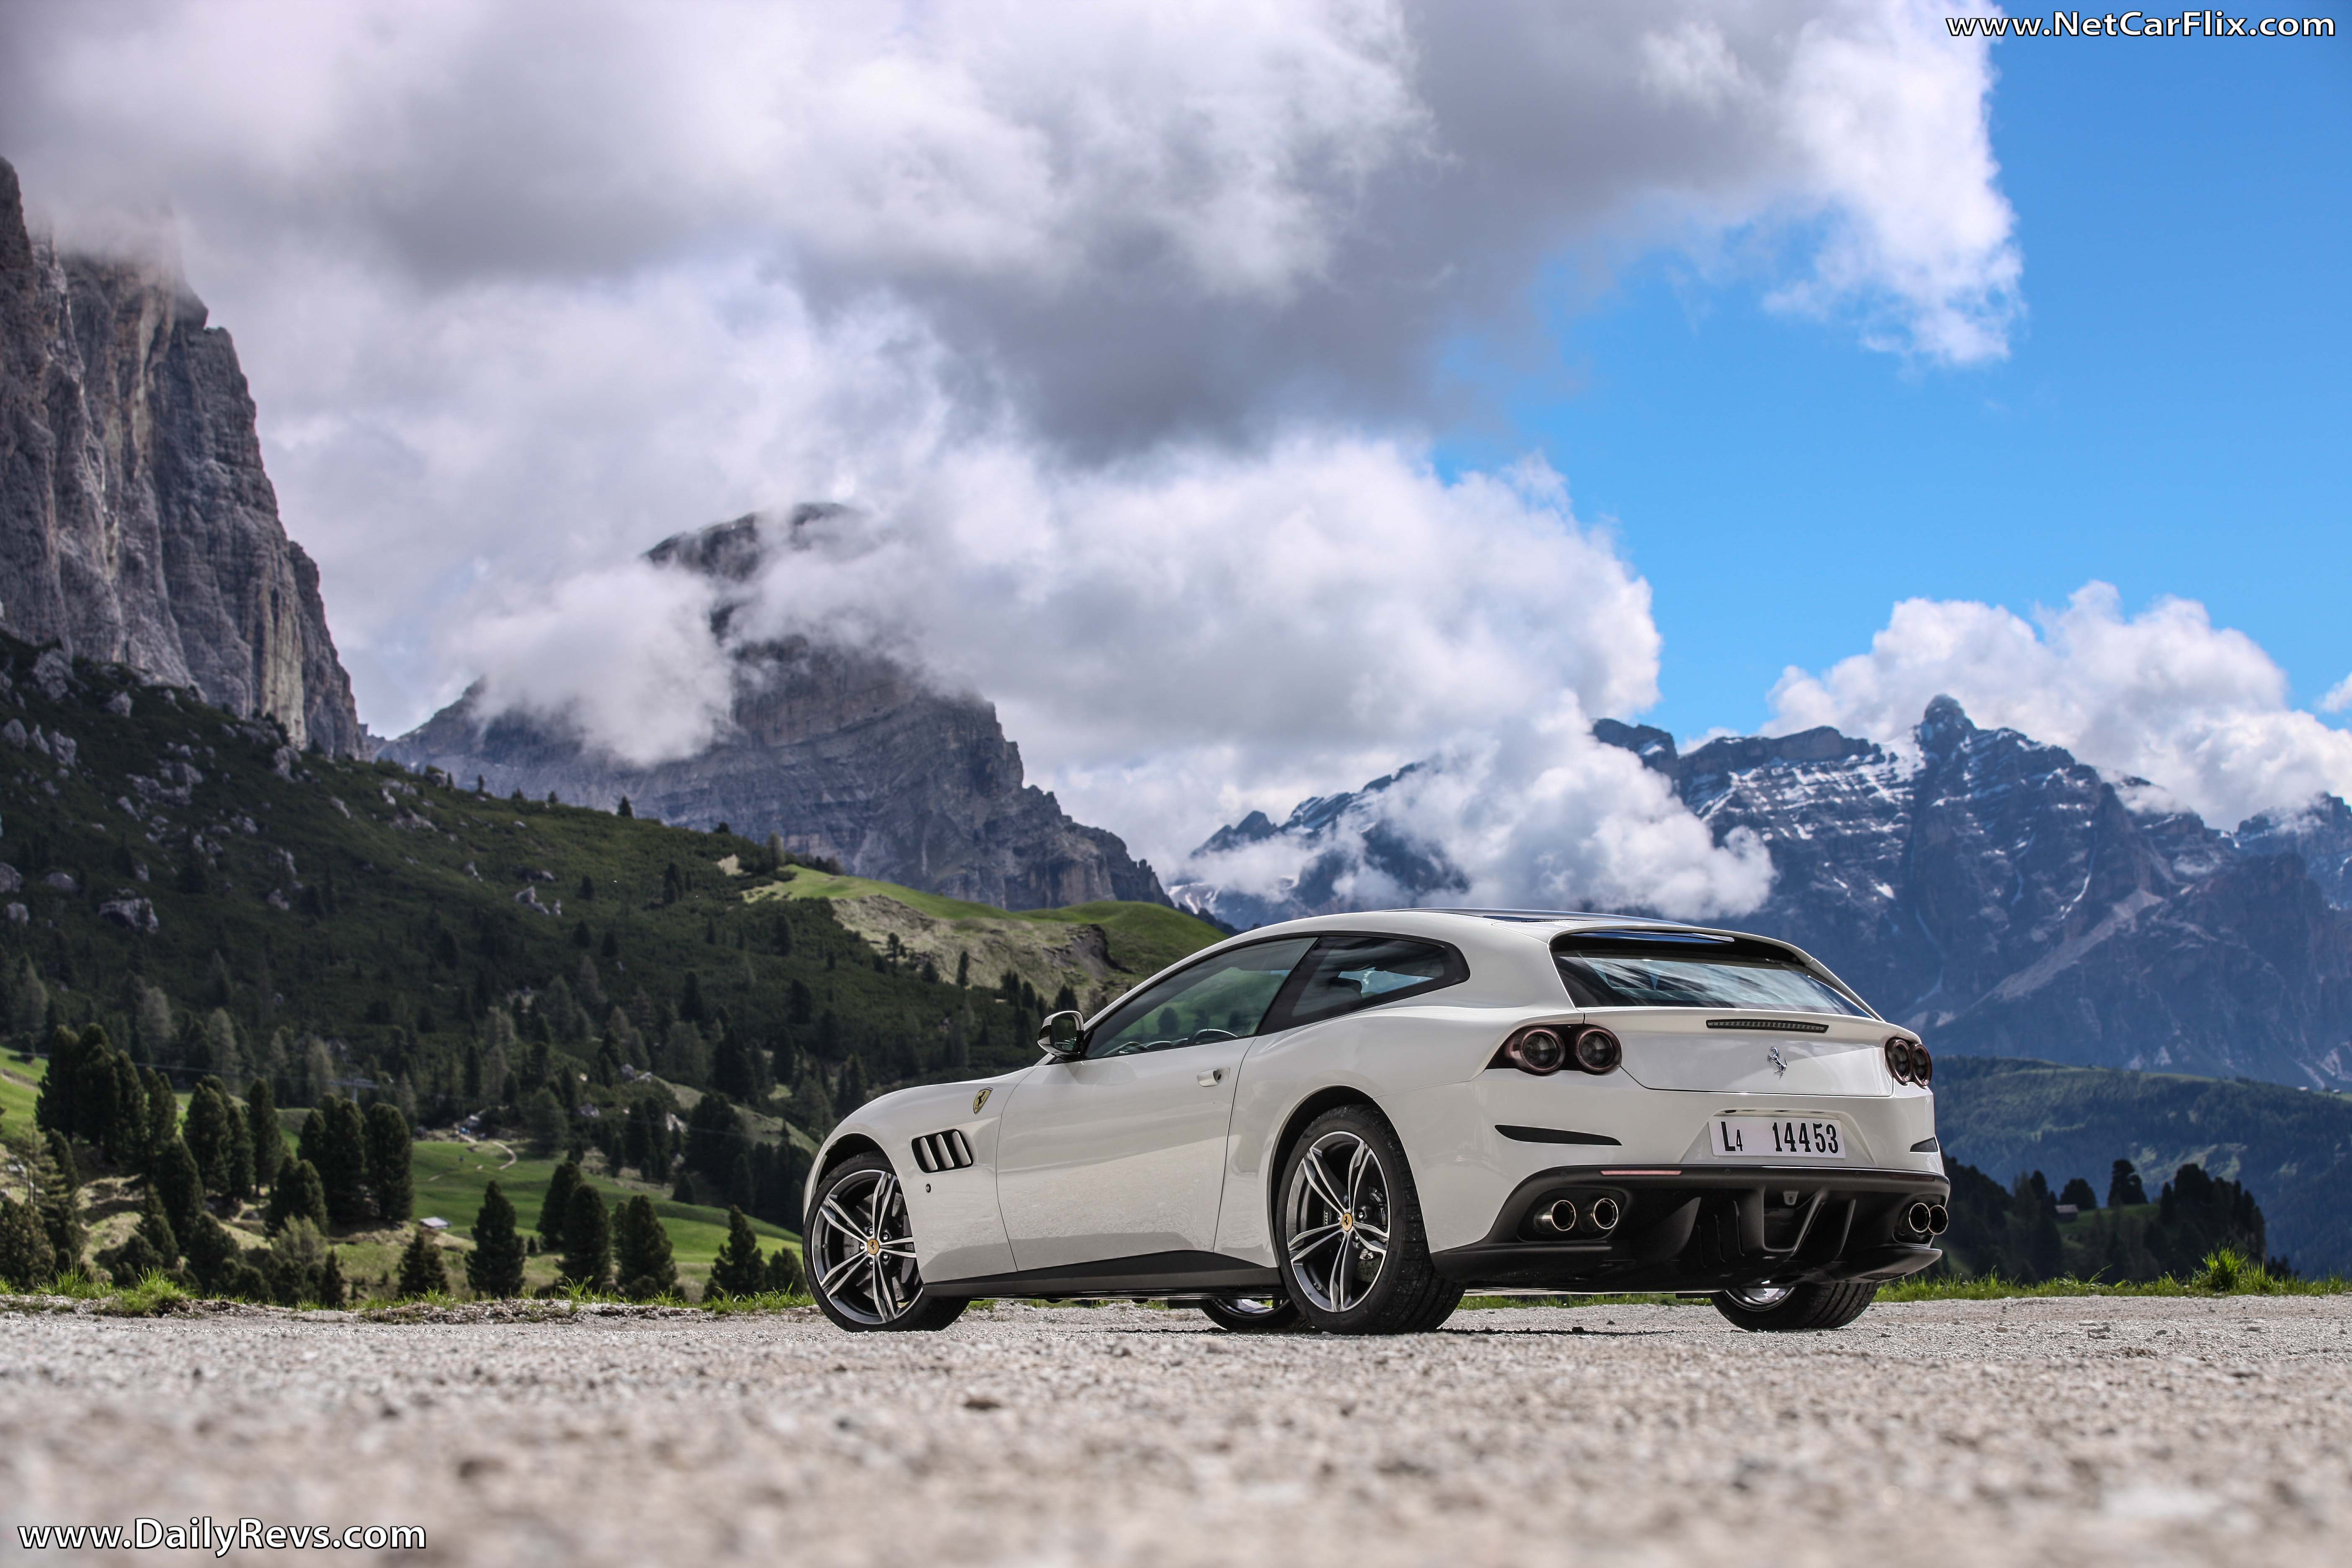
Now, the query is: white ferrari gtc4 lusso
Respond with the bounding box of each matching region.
[802,910,1948,1336]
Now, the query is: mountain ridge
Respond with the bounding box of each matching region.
[384,513,1169,913]
[1172,699,2352,1089]
[0,158,362,755]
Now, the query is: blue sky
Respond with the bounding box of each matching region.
[1442,24,2351,742]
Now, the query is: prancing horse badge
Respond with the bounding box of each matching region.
[972,1088,992,1114]
[1767,1046,1788,1077]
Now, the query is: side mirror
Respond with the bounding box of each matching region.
[1037,1010,1084,1060]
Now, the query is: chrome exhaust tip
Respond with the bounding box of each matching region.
[1904,1200,1934,1236]
[1539,1199,1578,1234]
[1925,1203,1950,1236]
[1587,1197,1621,1233]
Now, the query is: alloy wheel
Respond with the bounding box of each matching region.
[810,1166,922,1326]
[1284,1129,1391,1313]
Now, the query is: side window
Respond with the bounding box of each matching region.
[1274,935,1465,1029]
[1085,939,1316,1058]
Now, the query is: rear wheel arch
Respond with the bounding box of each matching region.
[1266,1086,1386,1238]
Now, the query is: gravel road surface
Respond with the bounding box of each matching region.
[3,1295,2347,1566]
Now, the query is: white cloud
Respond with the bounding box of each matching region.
[453,560,732,769]
[0,0,2022,905]
[1768,584,2352,828]
[2322,674,2352,714]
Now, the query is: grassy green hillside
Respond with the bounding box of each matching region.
[0,1051,45,1150]
[400,1140,797,1293]
[755,870,1222,1013]
[1937,1055,2352,1275]
[0,634,1216,1263]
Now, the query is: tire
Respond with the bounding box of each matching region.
[1274,1104,1463,1336]
[805,1153,969,1333]
[1197,1294,1301,1333]
[1712,1281,1877,1332]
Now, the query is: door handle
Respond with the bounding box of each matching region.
[1197,1068,1224,1086]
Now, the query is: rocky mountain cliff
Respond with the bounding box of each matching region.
[383,512,1167,912]
[1172,699,2352,1088]
[0,160,362,755]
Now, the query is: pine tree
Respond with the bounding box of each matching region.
[684,1093,737,1179]
[617,795,633,818]
[184,1080,251,1200]
[612,1195,677,1300]
[466,1180,528,1299]
[136,1188,181,1264]
[622,1100,653,1179]
[104,1048,146,1167]
[837,1053,869,1112]
[524,1087,566,1155]
[763,1246,805,1296]
[181,1210,240,1295]
[33,1024,83,1137]
[246,1078,283,1191]
[559,1184,611,1290]
[704,1207,766,1300]
[311,1096,370,1226]
[39,1146,85,1278]
[141,1070,177,1173]
[2109,1158,2148,1208]
[265,1219,329,1305]
[395,1225,451,1299]
[539,1160,583,1247]
[364,1102,413,1222]
[316,1248,348,1309]
[266,1158,330,1234]
[0,1193,56,1289]
[96,1192,172,1286]
[154,1136,206,1238]
[45,1130,78,1194]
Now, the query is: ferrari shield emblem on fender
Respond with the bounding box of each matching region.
[972,1087,991,1114]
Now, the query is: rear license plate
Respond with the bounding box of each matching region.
[1711,1116,1848,1161]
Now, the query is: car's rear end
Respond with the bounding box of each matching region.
[1429,922,1947,1303]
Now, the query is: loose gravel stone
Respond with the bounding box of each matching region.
[2,1295,2347,1565]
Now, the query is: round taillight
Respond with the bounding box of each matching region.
[1507,1026,1568,1075]
[1913,1042,1933,1086]
[1885,1037,1926,1084]
[1572,1026,1622,1075]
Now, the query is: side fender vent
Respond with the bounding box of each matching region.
[912,1129,976,1173]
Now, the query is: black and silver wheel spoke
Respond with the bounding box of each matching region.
[1299,1151,1348,1214]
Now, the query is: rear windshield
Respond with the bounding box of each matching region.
[1551,931,1870,1016]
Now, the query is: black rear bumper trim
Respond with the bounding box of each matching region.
[1435,1163,1949,1293]
[1496,1124,1622,1146]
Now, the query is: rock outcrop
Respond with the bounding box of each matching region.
[1173,700,2352,1088]
[0,158,363,754]
[384,513,1167,912]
